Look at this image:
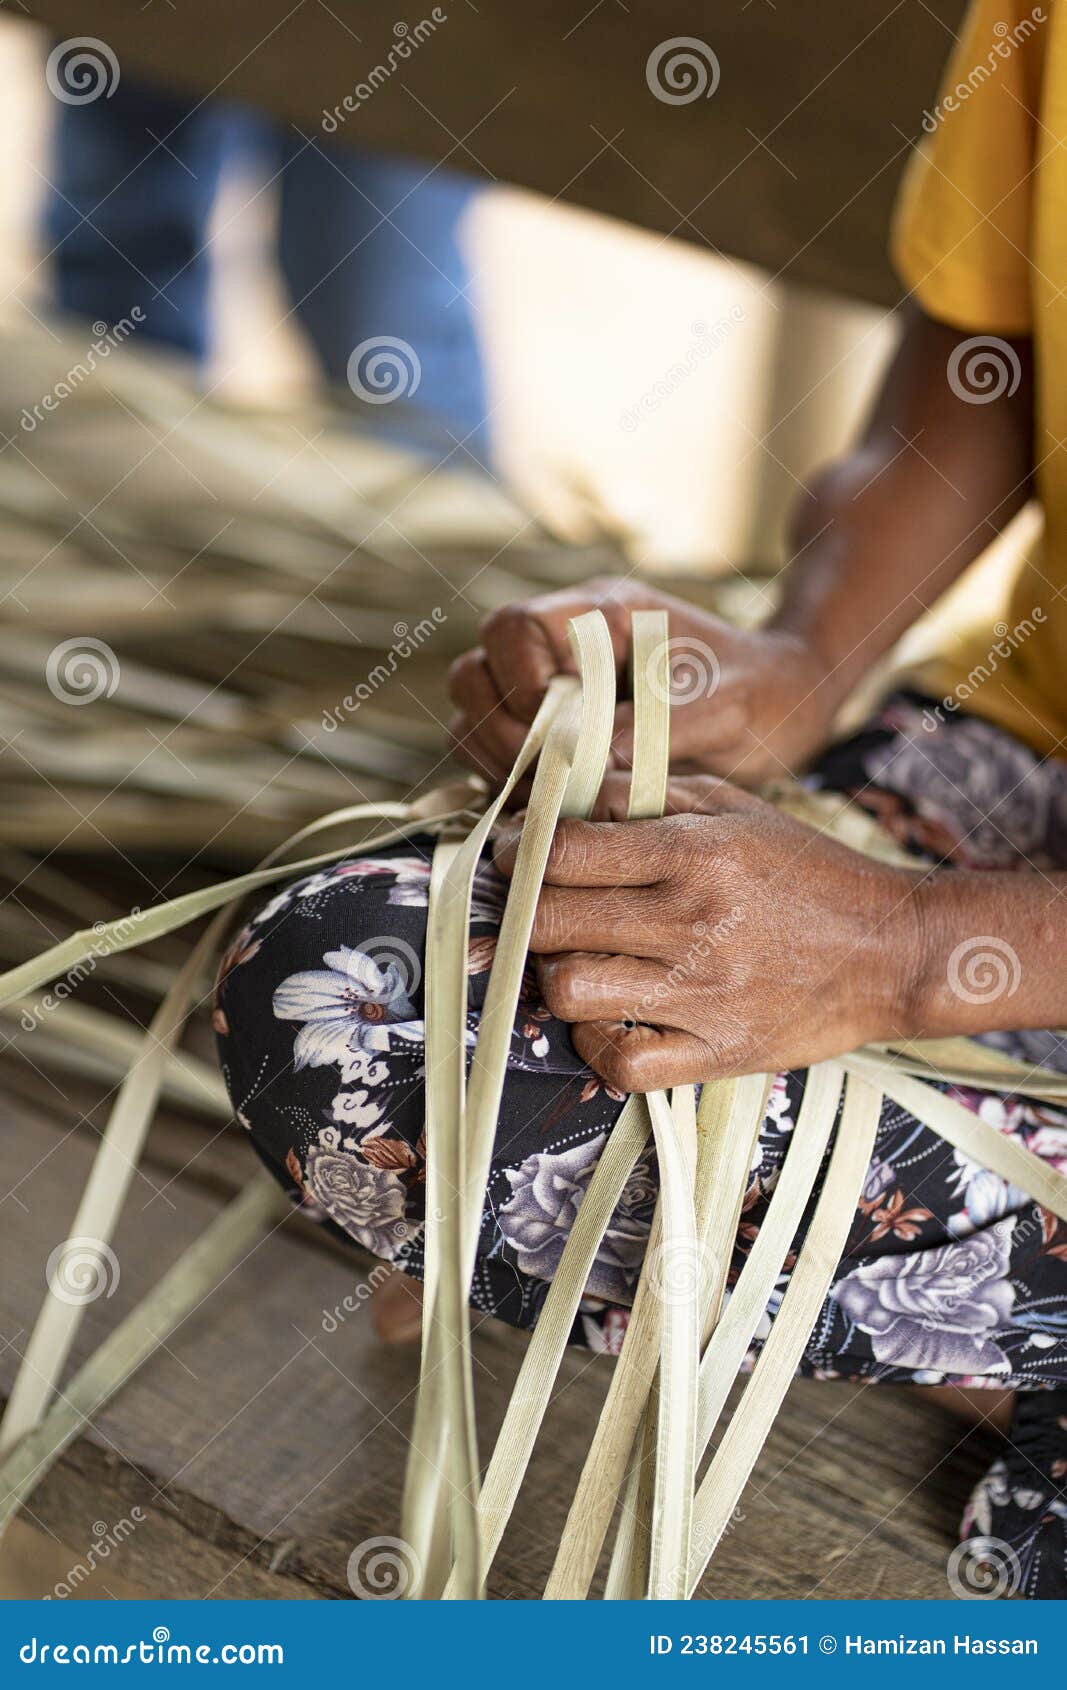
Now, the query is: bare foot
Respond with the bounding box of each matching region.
[367,1283,1018,1442]
[371,1268,425,1343]
[914,1383,1015,1434]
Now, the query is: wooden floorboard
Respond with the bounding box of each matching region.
[0,1086,999,1601]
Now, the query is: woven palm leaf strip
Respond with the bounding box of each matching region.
[0,785,477,1464]
[0,1174,286,1534]
[401,680,578,1596]
[600,614,698,1601]
[603,1074,761,1600]
[1,611,1066,1598]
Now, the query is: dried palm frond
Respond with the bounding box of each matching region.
[0,312,634,861]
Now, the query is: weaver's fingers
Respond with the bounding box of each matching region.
[497,797,763,886]
[495,814,678,886]
[537,952,671,1025]
[607,700,637,769]
[590,771,766,823]
[664,690,753,760]
[447,716,510,787]
[478,577,667,722]
[528,884,663,955]
[478,591,586,722]
[572,1021,723,1093]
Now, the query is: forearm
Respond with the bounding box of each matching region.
[903,868,1066,1041]
[769,306,1034,706]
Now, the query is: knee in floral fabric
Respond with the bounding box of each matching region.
[212,837,651,1339]
[214,689,1067,1377]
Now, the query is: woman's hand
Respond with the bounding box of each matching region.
[448,577,841,790]
[494,773,924,1089]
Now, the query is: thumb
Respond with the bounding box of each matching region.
[588,772,764,823]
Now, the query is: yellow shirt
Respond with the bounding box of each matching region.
[892,0,1067,756]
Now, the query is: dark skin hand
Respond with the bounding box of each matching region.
[374,310,1049,1372]
[445,305,1063,1091]
[448,575,833,789]
[449,307,1034,792]
[494,773,1067,1091]
[374,764,1062,1345]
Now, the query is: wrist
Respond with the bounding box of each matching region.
[767,611,852,703]
[863,864,934,1045]
[760,621,849,733]
[897,870,1057,1041]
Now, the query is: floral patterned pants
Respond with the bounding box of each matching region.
[215,695,1067,1391]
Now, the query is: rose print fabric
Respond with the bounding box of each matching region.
[214,693,1067,1390]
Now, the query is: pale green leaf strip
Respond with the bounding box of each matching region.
[687,1073,883,1594]
[693,1063,844,1466]
[0,1173,286,1535]
[441,1092,651,1596]
[846,1055,1067,1223]
[0,794,473,1011]
[645,1088,699,1600]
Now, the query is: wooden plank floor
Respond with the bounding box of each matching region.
[0,1077,1002,1601]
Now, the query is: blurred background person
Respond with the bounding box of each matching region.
[42,71,490,455]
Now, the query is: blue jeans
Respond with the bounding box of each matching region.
[44,77,489,453]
